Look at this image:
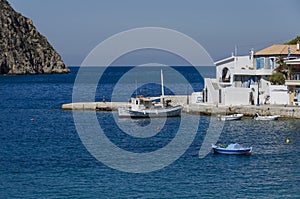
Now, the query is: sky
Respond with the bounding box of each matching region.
[8,0,300,66]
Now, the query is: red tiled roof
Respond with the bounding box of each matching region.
[255,44,300,56]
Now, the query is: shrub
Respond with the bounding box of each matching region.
[270,72,285,85]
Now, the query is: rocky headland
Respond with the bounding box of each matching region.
[0,0,70,75]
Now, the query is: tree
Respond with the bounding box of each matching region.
[275,56,292,79]
[270,72,285,85]
[284,36,300,45]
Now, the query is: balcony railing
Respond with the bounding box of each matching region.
[285,75,300,86]
[288,73,300,81]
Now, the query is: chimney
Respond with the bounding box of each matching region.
[297,41,300,51]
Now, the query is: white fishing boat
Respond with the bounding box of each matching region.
[118,70,183,118]
[253,113,279,121]
[219,113,243,121]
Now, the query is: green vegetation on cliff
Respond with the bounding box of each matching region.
[284,36,300,45]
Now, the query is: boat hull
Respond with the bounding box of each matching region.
[254,116,279,121]
[118,105,182,118]
[212,144,252,155]
[212,148,252,155]
[220,114,243,121]
[253,113,279,120]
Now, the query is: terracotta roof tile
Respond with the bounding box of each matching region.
[255,44,300,56]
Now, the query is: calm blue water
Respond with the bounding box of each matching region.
[0,67,299,198]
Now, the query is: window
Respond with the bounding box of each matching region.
[221,67,230,82]
[268,58,275,69]
[256,58,265,69]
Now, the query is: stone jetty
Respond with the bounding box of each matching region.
[62,102,127,111]
[185,104,300,119]
[62,96,300,119]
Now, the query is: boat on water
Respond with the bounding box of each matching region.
[253,113,279,121]
[212,143,253,155]
[218,113,243,121]
[118,70,183,118]
[118,96,182,118]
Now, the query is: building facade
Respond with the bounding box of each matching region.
[200,43,300,106]
[285,58,300,105]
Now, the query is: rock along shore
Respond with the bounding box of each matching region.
[0,0,70,75]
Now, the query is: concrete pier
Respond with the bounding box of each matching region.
[62,102,127,111]
[62,94,300,118]
[62,95,188,111]
[62,101,300,119]
[185,104,300,119]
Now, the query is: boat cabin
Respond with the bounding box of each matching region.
[130,96,162,111]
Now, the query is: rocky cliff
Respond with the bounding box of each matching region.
[0,0,70,74]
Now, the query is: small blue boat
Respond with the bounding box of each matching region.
[212,143,252,155]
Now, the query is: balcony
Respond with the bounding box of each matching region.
[229,68,273,76]
[285,73,300,86]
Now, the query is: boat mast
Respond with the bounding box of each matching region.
[161,69,165,104]
[135,80,138,97]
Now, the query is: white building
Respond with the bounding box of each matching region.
[199,44,300,106]
[285,58,300,105]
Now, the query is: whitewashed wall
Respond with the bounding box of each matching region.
[216,56,253,81]
[223,87,251,105]
[204,78,219,104]
[269,85,289,105]
[191,92,203,104]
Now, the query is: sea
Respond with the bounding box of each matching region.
[0,66,299,198]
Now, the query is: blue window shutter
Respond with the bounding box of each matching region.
[256,59,260,69]
[260,58,264,69]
